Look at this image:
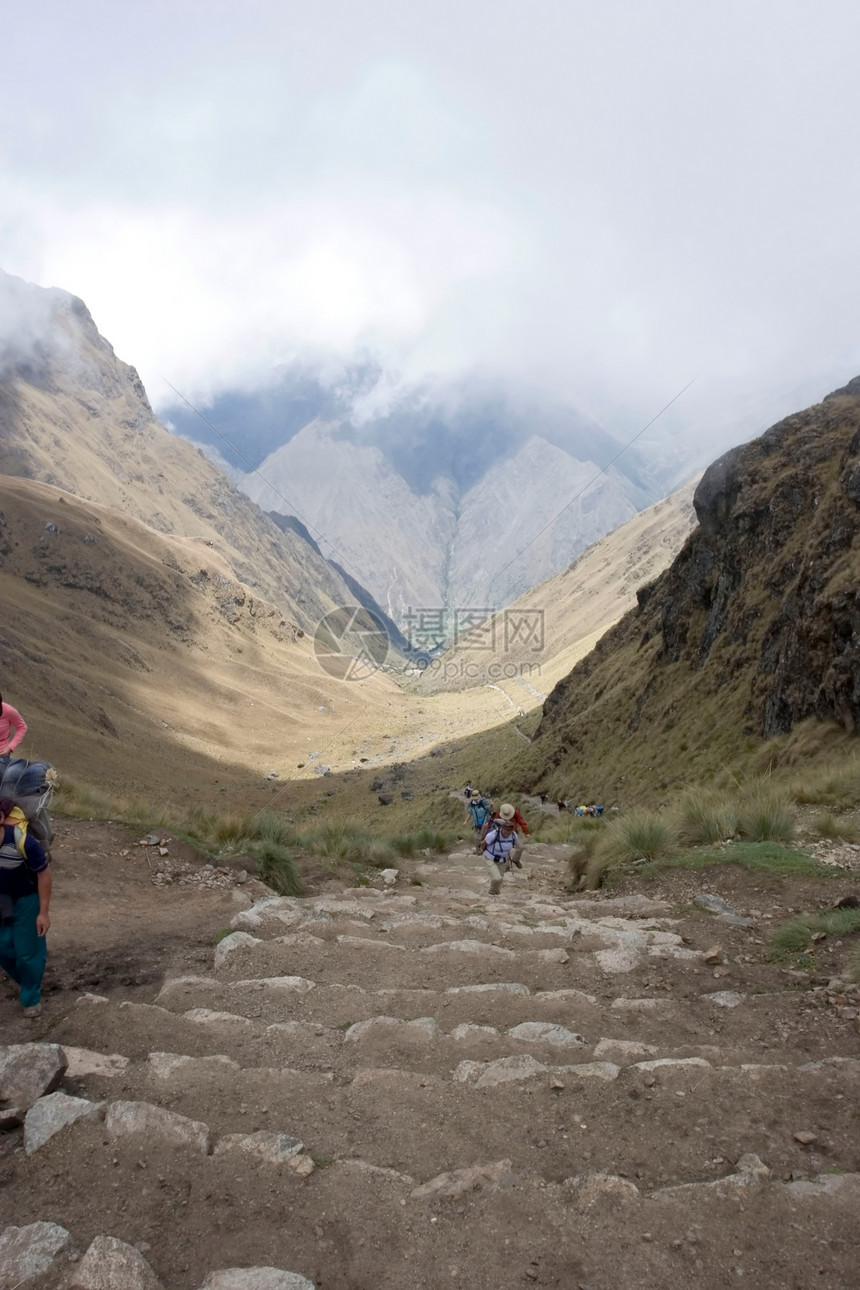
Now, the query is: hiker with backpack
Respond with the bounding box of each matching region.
[463,790,493,854]
[0,796,52,1018]
[482,813,519,895]
[0,693,27,755]
[482,802,529,868]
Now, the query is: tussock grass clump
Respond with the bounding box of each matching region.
[583,810,675,890]
[755,719,847,773]
[845,945,860,984]
[254,841,305,896]
[791,761,860,809]
[770,907,860,960]
[246,811,302,847]
[52,779,132,821]
[313,823,382,865]
[213,812,252,844]
[736,787,795,842]
[389,827,454,858]
[605,810,675,862]
[675,790,738,846]
[564,818,605,890]
[812,812,860,841]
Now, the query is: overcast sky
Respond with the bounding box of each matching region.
[2,0,859,451]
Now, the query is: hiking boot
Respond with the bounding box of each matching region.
[512,857,523,869]
[489,879,502,895]
[22,1002,42,1018]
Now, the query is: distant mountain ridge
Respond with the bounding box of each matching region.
[242,418,638,624]
[165,366,674,630]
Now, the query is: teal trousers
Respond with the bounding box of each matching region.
[0,892,46,1007]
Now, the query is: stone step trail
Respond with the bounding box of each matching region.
[51,1038,859,1193]
[4,845,859,1289]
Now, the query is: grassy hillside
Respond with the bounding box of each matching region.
[517,380,860,803]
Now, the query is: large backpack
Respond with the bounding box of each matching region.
[470,797,492,828]
[484,828,516,861]
[0,756,56,840]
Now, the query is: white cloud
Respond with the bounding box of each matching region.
[1,0,860,446]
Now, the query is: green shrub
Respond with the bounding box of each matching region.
[736,788,794,842]
[675,790,738,845]
[254,842,305,896]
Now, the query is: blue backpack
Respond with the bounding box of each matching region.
[469,798,492,828]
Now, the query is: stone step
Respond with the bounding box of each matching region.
[5,1106,859,1290]
[52,975,854,1086]
[209,925,705,995]
[52,1040,860,1191]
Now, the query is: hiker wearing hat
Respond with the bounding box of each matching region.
[482,802,529,868]
[0,796,52,1018]
[462,790,494,854]
[482,812,519,895]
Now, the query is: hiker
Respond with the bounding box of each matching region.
[482,815,519,895]
[0,796,52,1017]
[463,790,493,854]
[557,798,567,813]
[0,694,27,755]
[482,802,529,868]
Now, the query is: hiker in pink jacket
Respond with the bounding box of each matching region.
[0,694,27,755]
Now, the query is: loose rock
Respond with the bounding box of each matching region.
[69,1235,164,1289]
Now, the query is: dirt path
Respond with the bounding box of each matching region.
[1,824,859,1289]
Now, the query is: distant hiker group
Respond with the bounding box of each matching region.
[463,787,531,895]
[532,792,604,816]
[0,693,55,1019]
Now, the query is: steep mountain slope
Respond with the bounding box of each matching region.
[0,475,408,801]
[448,435,637,610]
[0,270,362,631]
[243,419,458,617]
[529,380,860,797]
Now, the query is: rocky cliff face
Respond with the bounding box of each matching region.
[533,381,860,788]
[243,423,637,624]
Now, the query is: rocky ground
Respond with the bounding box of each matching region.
[1,819,859,1289]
